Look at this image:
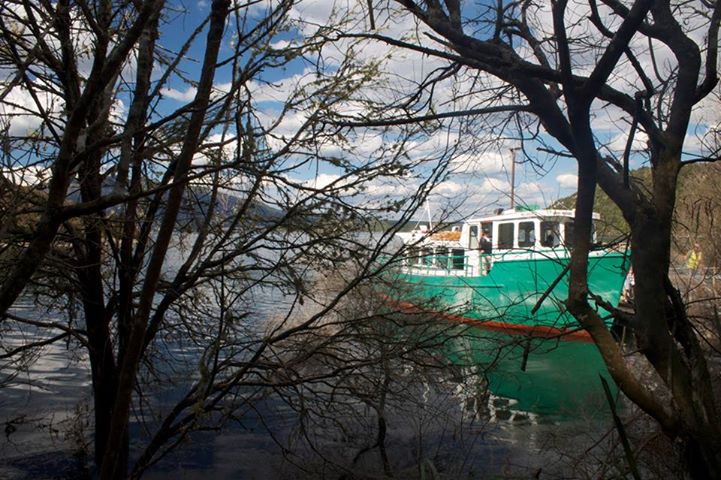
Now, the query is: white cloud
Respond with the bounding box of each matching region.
[364,179,416,197]
[434,180,464,195]
[1,165,52,188]
[304,173,342,189]
[110,98,127,125]
[269,39,292,50]
[682,125,721,157]
[245,0,720,219]
[607,130,649,154]
[514,181,555,207]
[0,85,63,137]
[556,173,578,189]
[450,150,507,175]
[246,71,313,104]
[161,86,198,102]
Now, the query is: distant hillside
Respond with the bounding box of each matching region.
[175,187,284,230]
[0,178,47,237]
[551,177,640,244]
[673,162,721,266]
[371,217,462,233]
[1,177,284,237]
[552,164,721,266]
[550,167,659,243]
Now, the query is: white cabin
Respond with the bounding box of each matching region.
[396,208,599,277]
[459,208,599,251]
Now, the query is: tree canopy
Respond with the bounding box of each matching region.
[309,0,721,477]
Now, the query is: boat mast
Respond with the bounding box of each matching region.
[426,200,433,230]
[510,148,517,209]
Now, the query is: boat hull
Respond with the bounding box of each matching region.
[397,250,628,340]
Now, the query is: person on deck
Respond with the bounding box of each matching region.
[479,231,492,274]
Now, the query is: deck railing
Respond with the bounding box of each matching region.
[405,254,477,277]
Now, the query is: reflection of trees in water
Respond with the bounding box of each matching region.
[255,277,575,478]
[257,289,484,477]
[4,282,681,479]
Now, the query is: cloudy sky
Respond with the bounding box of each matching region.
[161,0,586,212]
[2,0,718,219]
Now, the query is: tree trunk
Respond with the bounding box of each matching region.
[97,2,231,477]
[624,161,721,478]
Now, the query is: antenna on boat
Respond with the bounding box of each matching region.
[510,147,518,209]
[426,200,433,230]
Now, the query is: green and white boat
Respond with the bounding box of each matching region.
[395,207,629,341]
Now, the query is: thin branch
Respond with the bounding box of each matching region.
[327,105,530,128]
[582,0,655,100]
[2,312,89,347]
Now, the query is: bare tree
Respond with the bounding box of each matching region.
[0,0,462,478]
[316,0,721,477]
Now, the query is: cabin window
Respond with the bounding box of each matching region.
[435,247,449,269]
[421,247,434,266]
[451,248,465,270]
[481,222,492,236]
[468,225,479,249]
[518,221,536,248]
[407,247,419,265]
[497,223,514,249]
[541,221,561,247]
[563,221,595,247]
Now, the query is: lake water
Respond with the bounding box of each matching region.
[135,326,618,479]
[0,268,619,478]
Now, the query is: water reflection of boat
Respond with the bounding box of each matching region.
[446,330,616,421]
[395,207,629,341]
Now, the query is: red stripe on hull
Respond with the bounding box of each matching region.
[392,300,594,343]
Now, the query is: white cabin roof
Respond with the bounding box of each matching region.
[396,207,601,248]
[465,208,600,224]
